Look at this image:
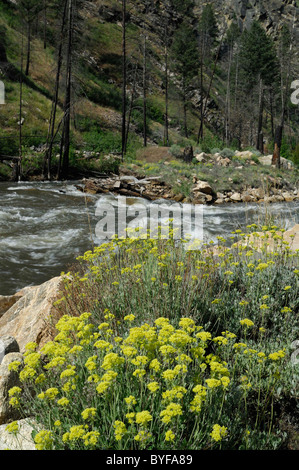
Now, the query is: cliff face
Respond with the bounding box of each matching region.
[196,0,298,38]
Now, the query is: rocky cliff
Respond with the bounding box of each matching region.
[199,0,298,38]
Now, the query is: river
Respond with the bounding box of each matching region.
[0,181,298,296]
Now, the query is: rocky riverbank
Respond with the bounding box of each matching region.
[78,148,299,206]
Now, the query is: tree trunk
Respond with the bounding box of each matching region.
[43,0,47,49]
[25,22,31,76]
[121,0,127,160]
[225,48,232,146]
[183,80,188,138]
[197,50,204,143]
[197,32,224,144]
[61,0,73,180]
[125,62,138,152]
[164,23,169,147]
[143,26,147,147]
[256,78,264,153]
[18,34,24,182]
[43,0,68,180]
[272,125,282,169]
[269,87,274,139]
[272,13,296,170]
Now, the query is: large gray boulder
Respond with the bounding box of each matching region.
[0,419,37,450]
[0,276,63,353]
[0,353,24,425]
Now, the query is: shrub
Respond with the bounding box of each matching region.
[7,226,299,450]
[169,145,182,158]
[220,148,235,159]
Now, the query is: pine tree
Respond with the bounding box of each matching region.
[272,21,296,168]
[171,21,198,138]
[239,21,279,151]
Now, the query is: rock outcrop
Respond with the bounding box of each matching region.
[0,418,37,450]
[0,352,24,425]
[237,224,299,252]
[0,276,63,353]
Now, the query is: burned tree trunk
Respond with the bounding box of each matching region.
[43,0,68,180]
[256,78,264,153]
[272,125,283,169]
[60,0,73,180]
[121,0,127,160]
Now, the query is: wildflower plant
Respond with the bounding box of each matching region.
[9,224,299,450]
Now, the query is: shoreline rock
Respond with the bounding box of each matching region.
[78,174,299,206]
[0,276,63,353]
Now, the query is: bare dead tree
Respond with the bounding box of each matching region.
[43,0,68,180]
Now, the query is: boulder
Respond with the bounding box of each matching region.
[259,155,294,170]
[241,193,254,203]
[0,293,24,319]
[0,276,63,353]
[0,353,24,425]
[195,152,210,163]
[234,151,254,160]
[282,192,295,202]
[238,224,299,253]
[218,157,231,167]
[193,181,216,197]
[0,336,19,363]
[250,188,265,200]
[173,193,185,203]
[230,192,242,202]
[193,193,209,204]
[0,418,37,450]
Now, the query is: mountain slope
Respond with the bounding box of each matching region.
[0,0,298,178]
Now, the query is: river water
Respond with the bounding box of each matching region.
[0,181,298,296]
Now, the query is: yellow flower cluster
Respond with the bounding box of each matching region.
[8,279,294,452]
[210,424,228,442]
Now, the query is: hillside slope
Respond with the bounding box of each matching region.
[0,0,298,180]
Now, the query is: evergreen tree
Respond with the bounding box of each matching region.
[239,21,278,89]
[171,21,199,138]
[239,21,279,151]
[169,0,195,17]
[272,22,296,167]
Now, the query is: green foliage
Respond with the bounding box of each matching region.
[220,148,235,159]
[84,78,122,111]
[171,21,199,87]
[224,21,240,48]
[0,162,11,180]
[280,138,297,161]
[198,4,219,47]
[83,129,122,154]
[292,144,299,166]
[239,21,279,88]
[170,0,195,17]
[200,134,224,154]
[8,230,299,450]
[169,144,182,158]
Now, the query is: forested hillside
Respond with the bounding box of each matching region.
[0,0,298,180]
